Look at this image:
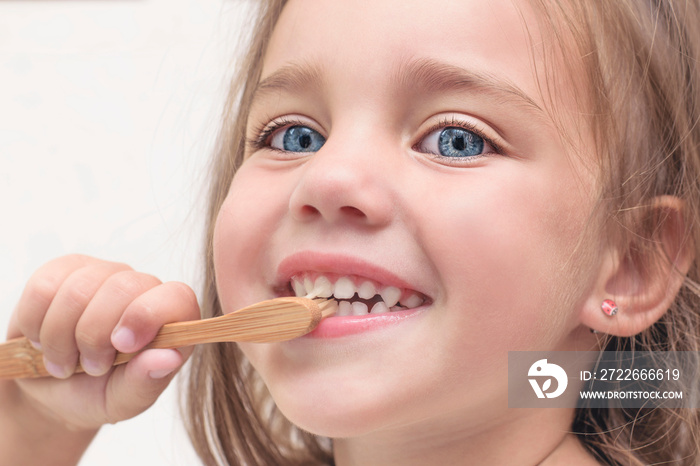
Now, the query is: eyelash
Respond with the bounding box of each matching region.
[247,115,504,160]
[247,116,310,153]
[414,116,503,163]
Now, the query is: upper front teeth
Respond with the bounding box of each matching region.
[333,277,355,299]
[357,281,376,299]
[290,273,426,314]
[313,276,333,298]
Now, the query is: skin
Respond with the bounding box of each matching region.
[213,0,605,464]
[0,255,199,464]
[1,1,691,465]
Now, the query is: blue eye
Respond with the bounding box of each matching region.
[438,128,483,157]
[419,126,490,158]
[270,125,325,153]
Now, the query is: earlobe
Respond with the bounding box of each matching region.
[582,196,695,337]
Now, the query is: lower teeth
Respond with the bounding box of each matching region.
[370,301,390,314]
[351,301,368,315]
[336,299,394,316]
[338,301,352,315]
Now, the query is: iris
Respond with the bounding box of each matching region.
[437,128,484,157]
[282,126,325,152]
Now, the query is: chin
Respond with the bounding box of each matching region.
[251,357,415,438]
[270,386,401,438]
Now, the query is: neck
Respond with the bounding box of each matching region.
[333,407,593,466]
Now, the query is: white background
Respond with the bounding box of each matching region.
[0,0,249,463]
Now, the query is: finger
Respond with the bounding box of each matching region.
[76,271,162,376]
[103,348,186,422]
[12,254,95,341]
[12,347,188,430]
[40,262,132,378]
[111,281,200,354]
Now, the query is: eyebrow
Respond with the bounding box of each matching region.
[251,57,545,118]
[252,61,325,103]
[392,57,544,116]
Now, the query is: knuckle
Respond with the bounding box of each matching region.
[59,253,89,263]
[55,254,127,268]
[102,261,134,276]
[168,282,198,311]
[107,271,160,299]
[46,254,86,268]
[24,275,62,310]
[62,276,95,310]
[113,261,134,272]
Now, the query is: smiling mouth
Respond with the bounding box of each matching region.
[285,273,431,317]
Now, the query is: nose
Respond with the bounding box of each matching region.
[288,131,395,227]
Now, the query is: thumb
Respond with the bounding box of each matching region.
[104,348,187,422]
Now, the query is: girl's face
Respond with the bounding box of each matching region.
[214,0,600,439]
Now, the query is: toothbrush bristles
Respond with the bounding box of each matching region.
[314,298,337,318]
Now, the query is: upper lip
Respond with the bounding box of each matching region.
[274,251,432,298]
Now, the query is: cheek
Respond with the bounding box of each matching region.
[212,163,288,313]
[421,161,597,352]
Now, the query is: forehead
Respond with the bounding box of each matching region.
[262,0,548,105]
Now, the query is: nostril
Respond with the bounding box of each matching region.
[340,206,366,218]
[299,205,321,217]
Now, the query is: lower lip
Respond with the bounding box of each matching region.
[304,308,424,339]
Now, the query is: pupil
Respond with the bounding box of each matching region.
[437,127,484,157]
[299,134,311,148]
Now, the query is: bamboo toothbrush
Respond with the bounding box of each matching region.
[0,297,336,379]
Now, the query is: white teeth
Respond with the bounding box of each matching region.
[291,278,306,297]
[370,301,390,314]
[338,301,353,316]
[313,276,333,298]
[289,274,426,311]
[401,293,423,309]
[351,302,368,315]
[379,286,401,308]
[304,277,314,296]
[334,276,356,299]
[357,281,376,299]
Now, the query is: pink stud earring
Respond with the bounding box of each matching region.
[601,299,618,316]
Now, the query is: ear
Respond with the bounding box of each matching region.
[581,196,695,337]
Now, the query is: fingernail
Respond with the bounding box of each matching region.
[112,327,136,352]
[29,340,42,350]
[148,368,176,379]
[43,358,70,379]
[80,356,107,376]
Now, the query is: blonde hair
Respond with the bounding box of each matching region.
[185,0,700,464]
[530,0,700,464]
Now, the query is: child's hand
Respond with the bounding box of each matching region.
[4,254,200,431]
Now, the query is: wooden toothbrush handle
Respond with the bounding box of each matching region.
[0,297,335,379]
[0,337,51,378]
[0,336,157,378]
